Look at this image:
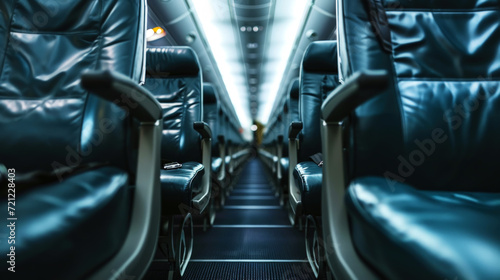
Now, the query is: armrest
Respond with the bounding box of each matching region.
[289,121,303,139]
[194,121,212,139]
[321,70,388,122]
[192,122,212,213]
[81,70,162,122]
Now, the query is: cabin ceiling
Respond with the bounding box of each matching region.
[147,0,335,134]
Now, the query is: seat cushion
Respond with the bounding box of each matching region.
[346,177,500,280]
[212,157,223,174]
[0,167,130,279]
[294,161,322,215]
[160,162,204,214]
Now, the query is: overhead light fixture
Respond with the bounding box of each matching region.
[190,0,252,137]
[257,0,310,123]
[146,26,166,42]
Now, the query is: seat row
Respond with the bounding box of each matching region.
[141,47,252,278]
[0,1,250,279]
[261,0,500,279]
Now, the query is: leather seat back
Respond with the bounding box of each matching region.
[339,0,500,191]
[203,83,220,156]
[144,47,203,163]
[284,78,300,156]
[0,0,146,173]
[299,41,339,162]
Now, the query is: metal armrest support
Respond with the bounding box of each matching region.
[321,70,388,122]
[276,135,284,180]
[192,122,212,214]
[81,70,162,122]
[288,121,303,140]
[288,124,302,225]
[217,135,226,181]
[320,70,388,280]
[82,70,162,280]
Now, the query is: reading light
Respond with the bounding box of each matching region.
[146,27,166,42]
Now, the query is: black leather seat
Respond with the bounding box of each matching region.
[289,41,339,219]
[144,47,211,217]
[347,177,500,280]
[321,0,500,279]
[143,47,213,277]
[0,1,162,279]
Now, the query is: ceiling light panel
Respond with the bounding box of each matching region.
[190,0,252,128]
[256,0,310,123]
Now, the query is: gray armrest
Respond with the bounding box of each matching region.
[194,121,212,139]
[81,70,162,123]
[319,70,388,280]
[321,70,388,122]
[192,122,212,213]
[83,71,162,279]
[288,121,303,139]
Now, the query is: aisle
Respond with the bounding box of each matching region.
[183,158,318,279]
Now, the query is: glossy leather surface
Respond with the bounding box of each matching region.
[0,0,145,173]
[212,157,222,174]
[346,177,500,280]
[146,47,200,77]
[0,1,146,278]
[337,0,500,278]
[280,157,289,184]
[160,162,204,214]
[340,0,500,190]
[203,83,220,156]
[298,41,339,162]
[294,161,322,216]
[144,47,203,163]
[0,167,130,279]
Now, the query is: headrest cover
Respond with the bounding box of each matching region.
[146,47,200,77]
[203,83,218,105]
[289,78,300,100]
[302,41,338,74]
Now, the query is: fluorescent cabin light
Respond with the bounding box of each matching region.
[190,0,252,131]
[191,0,308,128]
[257,0,309,123]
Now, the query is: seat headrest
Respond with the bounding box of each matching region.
[203,83,218,105]
[289,78,300,100]
[302,41,338,74]
[146,47,200,77]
